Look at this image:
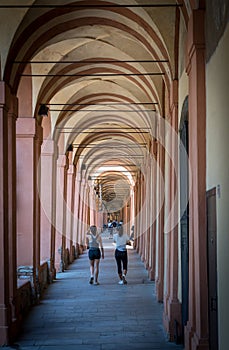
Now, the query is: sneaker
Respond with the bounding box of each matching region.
[89,277,94,284]
[118,280,124,285]
[94,281,100,285]
[122,275,127,284]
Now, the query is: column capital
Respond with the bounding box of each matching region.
[186,9,205,74]
[16,117,43,139]
[41,139,58,157]
[57,154,68,168]
[0,81,11,109]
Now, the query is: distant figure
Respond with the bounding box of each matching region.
[108,220,113,239]
[130,225,134,241]
[86,225,104,285]
[113,225,130,285]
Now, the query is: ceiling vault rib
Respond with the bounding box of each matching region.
[14,60,169,64]
[50,109,156,112]
[21,73,165,77]
[0,4,182,9]
[42,103,158,105]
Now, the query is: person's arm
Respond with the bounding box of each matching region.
[86,236,89,249]
[99,237,104,259]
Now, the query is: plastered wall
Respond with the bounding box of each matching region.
[206,23,229,350]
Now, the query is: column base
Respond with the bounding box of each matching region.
[163,298,182,343]
[0,304,10,346]
[155,277,163,302]
[148,267,155,281]
[191,332,209,349]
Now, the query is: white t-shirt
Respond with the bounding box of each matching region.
[113,233,129,251]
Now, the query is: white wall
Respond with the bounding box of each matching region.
[206,23,229,350]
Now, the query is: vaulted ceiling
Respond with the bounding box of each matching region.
[1,0,190,213]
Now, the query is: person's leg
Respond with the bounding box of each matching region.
[94,259,100,284]
[122,251,128,284]
[115,250,123,282]
[89,258,94,284]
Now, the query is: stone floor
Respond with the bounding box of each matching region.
[6,234,184,350]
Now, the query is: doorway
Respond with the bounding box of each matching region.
[206,187,219,349]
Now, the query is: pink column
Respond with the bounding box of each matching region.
[163,80,181,340]
[66,154,76,263]
[0,81,11,345]
[78,177,86,248]
[55,154,68,272]
[16,117,43,298]
[185,9,208,350]
[149,141,157,280]
[89,183,96,225]
[40,139,57,279]
[145,158,151,270]
[73,172,81,254]
[8,94,18,336]
[156,140,165,302]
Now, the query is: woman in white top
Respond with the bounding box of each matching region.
[113,225,129,285]
[86,225,104,285]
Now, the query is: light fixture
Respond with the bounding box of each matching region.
[67,144,73,152]
[38,104,49,117]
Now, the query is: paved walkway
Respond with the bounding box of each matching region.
[8,234,184,350]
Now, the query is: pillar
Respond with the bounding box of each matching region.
[8,94,18,337]
[72,171,81,255]
[156,134,165,303]
[66,152,75,263]
[185,9,209,350]
[0,81,10,345]
[40,139,58,280]
[16,116,43,300]
[163,79,182,341]
[149,140,157,280]
[55,154,68,272]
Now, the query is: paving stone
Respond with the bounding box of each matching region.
[6,237,184,350]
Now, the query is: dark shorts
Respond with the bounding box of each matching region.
[89,248,101,260]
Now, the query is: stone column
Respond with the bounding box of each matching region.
[16,116,43,301]
[163,80,182,341]
[89,183,96,225]
[0,81,10,345]
[40,139,58,280]
[72,172,81,255]
[66,154,75,263]
[156,133,165,303]
[149,140,157,280]
[55,154,68,272]
[7,94,18,336]
[185,9,208,350]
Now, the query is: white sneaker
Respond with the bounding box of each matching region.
[122,275,127,284]
[118,280,124,285]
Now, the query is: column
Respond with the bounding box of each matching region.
[185,9,208,350]
[72,171,81,256]
[156,137,165,302]
[77,175,86,251]
[0,81,10,345]
[8,94,18,335]
[149,140,157,280]
[55,154,68,272]
[163,80,182,341]
[16,117,43,300]
[66,154,75,263]
[40,139,58,279]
